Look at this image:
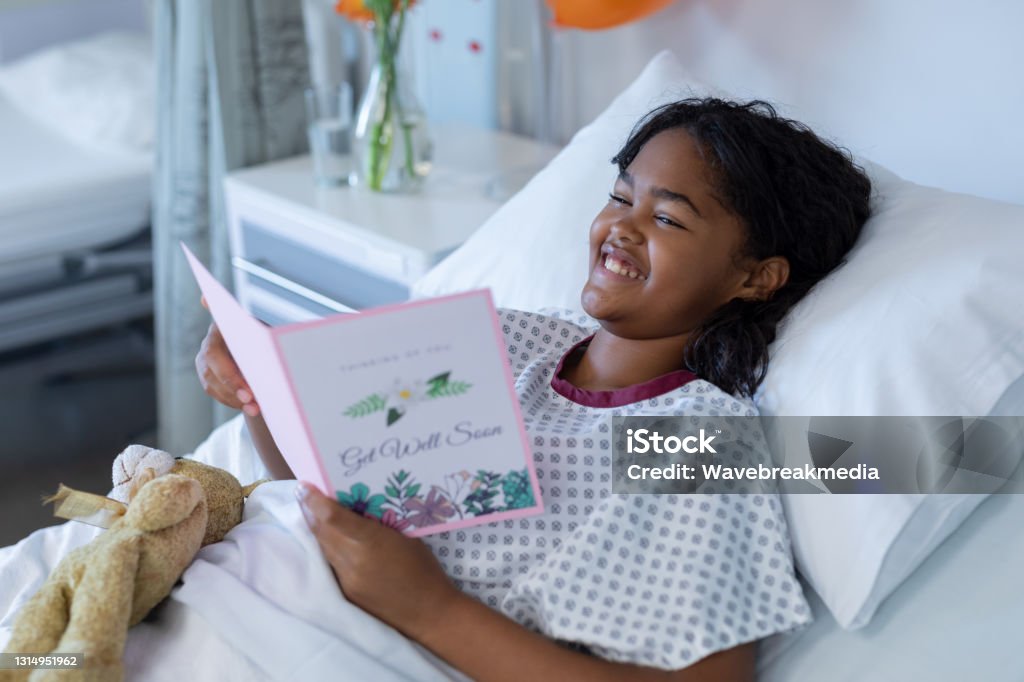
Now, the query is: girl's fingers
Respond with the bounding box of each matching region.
[208,354,259,414]
[209,361,245,402]
[207,337,249,397]
[296,483,373,541]
[198,322,262,414]
[203,370,243,409]
[206,374,258,415]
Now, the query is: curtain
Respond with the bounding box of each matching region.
[152,0,310,455]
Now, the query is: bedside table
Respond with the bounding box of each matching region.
[223,126,560,326]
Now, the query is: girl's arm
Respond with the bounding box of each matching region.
[245,413,294,480]
[295,483,756,682]
[420,594,755,682]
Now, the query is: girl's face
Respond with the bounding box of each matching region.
[581,128,759,341]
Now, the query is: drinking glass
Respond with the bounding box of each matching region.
[305,83,354,186]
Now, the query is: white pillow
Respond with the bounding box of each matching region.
[412,51,1024,629]
[759,164,1024,628]
[414,52,730,314]
[0,31,154,155]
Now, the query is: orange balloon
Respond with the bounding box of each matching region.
[546,0,677,30]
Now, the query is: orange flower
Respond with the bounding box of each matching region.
[546,0,675,30]
[335,0,375,24]
[334,0,416,25]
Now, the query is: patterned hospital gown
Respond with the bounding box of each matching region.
[422,309,811,670]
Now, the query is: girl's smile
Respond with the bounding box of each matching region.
[598,248,648,281]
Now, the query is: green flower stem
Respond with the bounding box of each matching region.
[393,2,417,178]
[366,0,414,191]
[368,18,394,191]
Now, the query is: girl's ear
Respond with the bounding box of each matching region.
[740,256,790,301]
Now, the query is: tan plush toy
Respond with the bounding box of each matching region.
[0,446,264,682]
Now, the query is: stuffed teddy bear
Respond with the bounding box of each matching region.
[0,445,264,682]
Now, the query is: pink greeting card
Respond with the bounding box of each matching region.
[182,244,542,537]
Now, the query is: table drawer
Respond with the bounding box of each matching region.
[238,220,410,310]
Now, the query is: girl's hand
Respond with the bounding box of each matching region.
[195,296,260,416]
[295,488,756,682]
[294,482,463,639]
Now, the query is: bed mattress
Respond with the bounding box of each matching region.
[0,93,151,268]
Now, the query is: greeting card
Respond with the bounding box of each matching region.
[182,244,542,536]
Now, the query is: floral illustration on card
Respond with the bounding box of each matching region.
[342,371,472,427]
[336,482,387,518]
[337,467,536,530]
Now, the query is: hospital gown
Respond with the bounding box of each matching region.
[422,309,812,670]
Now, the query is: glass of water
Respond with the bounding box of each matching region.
[305,83,354,186]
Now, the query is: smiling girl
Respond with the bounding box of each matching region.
[197,98,871,680]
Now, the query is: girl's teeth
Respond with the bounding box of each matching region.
[603,255,644,280]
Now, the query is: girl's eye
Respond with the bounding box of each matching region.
[656,215,685,229]
[608,193,630,205]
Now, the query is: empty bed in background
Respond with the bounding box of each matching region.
[0,93,152,353]
[0,2,154,355]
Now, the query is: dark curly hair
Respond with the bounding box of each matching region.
[612,98,872,397]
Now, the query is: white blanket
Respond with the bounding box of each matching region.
[0,417,469,681]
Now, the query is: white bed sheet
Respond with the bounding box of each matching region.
[759,492,1024,681]
[0,92,150,266]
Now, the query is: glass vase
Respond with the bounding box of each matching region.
[350,60,432,193]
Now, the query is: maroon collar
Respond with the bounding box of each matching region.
[550,335,699,408]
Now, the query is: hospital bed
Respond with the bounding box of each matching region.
[0,0,153,356]
[0,94,152,354]
[2,2,1024,680]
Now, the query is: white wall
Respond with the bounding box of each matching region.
[548,0,1024,206]
[407,0,499,130]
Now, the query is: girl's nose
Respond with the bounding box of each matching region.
[609,217,645,244]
